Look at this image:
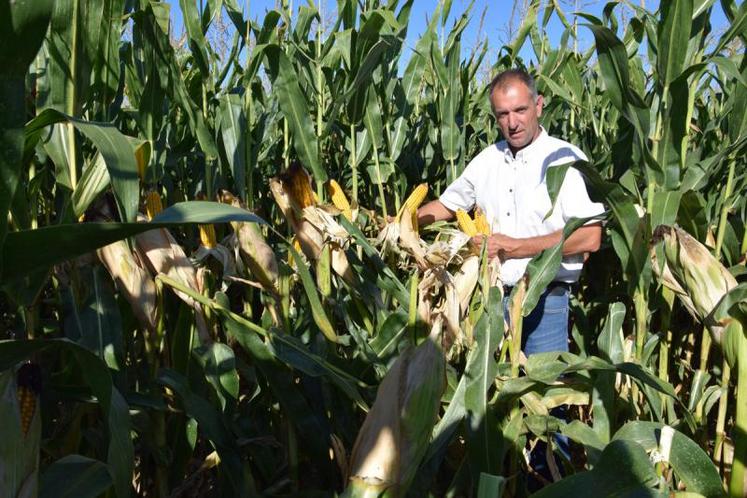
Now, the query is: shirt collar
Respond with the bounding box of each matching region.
[499,126,548,161]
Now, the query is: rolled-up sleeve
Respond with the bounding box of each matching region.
[439,162,478,212]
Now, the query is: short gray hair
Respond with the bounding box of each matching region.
[488,69,538,113]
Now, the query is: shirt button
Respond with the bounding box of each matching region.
[509,188,513,193]
[507,212,511,216]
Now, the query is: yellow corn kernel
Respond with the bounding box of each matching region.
[403,183,428,214]
[18,386,35,436]
[456,209,477,237]
[199,224,217,249]
[145,191,164,221]
[286,164,316,208]
[16,363,40,437]
[326,180,352,220]
[473,208,490,235]
[288,237,303,268]
[456,209,477,236]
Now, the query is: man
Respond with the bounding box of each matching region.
[417,68,603,356]
[418,67,603,489]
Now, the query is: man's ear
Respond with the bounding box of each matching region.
[535,94,544,117]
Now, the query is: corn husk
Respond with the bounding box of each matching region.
[192,229,237,282]
[651,225,738,346]
[235,221,279,292]
[219,191,280,293]
[97,239,158,332]
[343,325,446,498]
[454,255,480,314]
[134,217,211,344]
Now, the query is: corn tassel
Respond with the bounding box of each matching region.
[456,209,477,236]
[326,179,352,220]
[145,191,163,221]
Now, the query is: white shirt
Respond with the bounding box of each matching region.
[439,128,604,285]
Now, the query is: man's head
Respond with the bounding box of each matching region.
[488,69,544,153]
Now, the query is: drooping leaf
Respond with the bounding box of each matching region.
[2,201,263,280]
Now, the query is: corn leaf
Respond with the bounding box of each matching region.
[288,244,338,343]
[613,421,723,498]
[264,45,324,182]
[531,441,660,498]
[464,287,502,478]
[39,455,112,498]
[0,0,53,276]
[156,369,246,494]
[657,0,693,91]
[218,93,247,199]
[597,302,626,364]
[222,312,336,470]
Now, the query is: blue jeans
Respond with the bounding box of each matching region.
[503,285,570,355]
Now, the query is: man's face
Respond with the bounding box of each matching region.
[490,80,544,152]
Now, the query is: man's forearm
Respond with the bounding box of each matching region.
[417,200,455,226]
[498,224,602,259]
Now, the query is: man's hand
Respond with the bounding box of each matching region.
[470,224,602,260]
[470,233,518,260]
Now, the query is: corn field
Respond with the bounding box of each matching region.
[1,0,746,496]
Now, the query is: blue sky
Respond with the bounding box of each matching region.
[166,0,733,73]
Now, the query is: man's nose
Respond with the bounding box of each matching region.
[507,113,517,129]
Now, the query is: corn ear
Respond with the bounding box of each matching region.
[402,183,428,215]
[454,255,480,314]
[456,209,477,236]
[145,190,163,221]
[97,240,158,332]
[280,163,316,210]
[134,218,211,344]
[326,179,353,220]
[199,224,217,249]
[343,335,446,497]
[16,363,41,437]
[2,368,41,498]
[236,221,279,293]
[651,225,737,348]
[473,208,490,235]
